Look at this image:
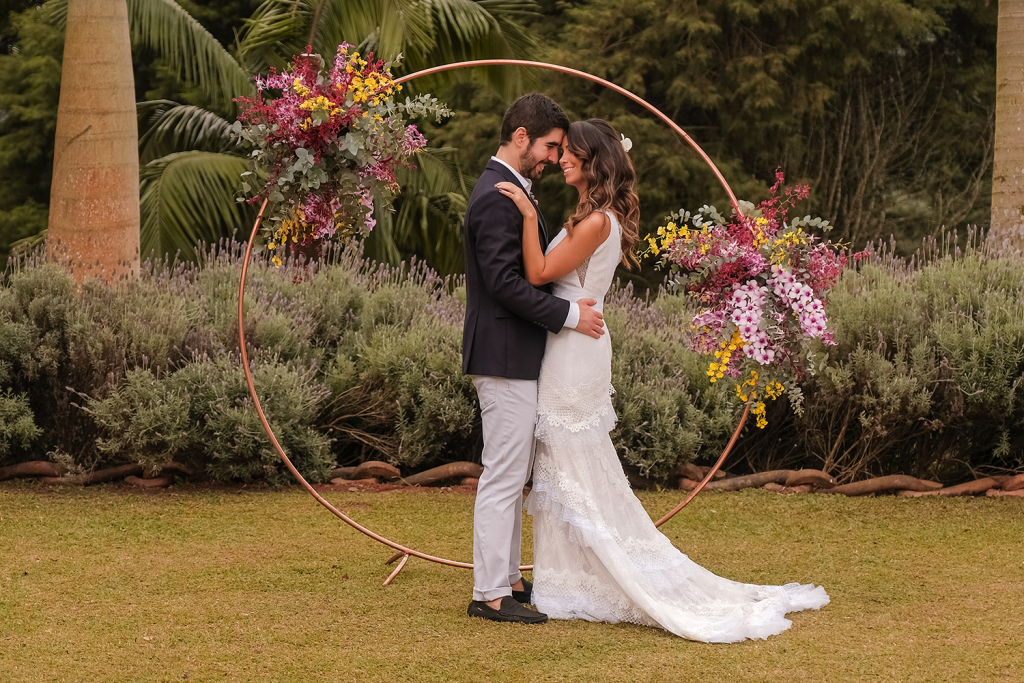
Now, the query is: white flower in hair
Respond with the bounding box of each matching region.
[620,134,632,153]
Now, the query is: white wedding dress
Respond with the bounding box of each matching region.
[526,211,830,642]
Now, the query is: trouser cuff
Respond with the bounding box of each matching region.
[473,587,513,602]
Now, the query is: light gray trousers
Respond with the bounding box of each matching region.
[471,375,538,602]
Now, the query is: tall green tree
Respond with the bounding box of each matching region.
[429,0,996,263]
[47,0,139,283]
[538,0,997,251]
[992,0,1024,255]
[0,6,61,266]
[7,0,999,273]
[33,0,260,270]
[35,0,539,274]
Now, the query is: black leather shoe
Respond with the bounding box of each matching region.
[512,578,533,604]
[467,596,548,624]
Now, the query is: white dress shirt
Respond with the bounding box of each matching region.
[490,156,580,331]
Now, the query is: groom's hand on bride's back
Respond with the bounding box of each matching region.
[575,298,605,339]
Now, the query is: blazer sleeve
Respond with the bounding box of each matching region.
[468,187,570,332]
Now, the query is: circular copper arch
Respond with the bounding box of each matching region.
[238,59,748,582]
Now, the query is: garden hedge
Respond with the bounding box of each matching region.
[1,234,1021,485]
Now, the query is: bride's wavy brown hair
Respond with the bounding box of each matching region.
[563,119,641,268]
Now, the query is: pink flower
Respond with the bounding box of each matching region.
[664,173,844,385]
[402,125,427,155]
[359,189,376,232]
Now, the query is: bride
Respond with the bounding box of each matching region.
[495,118,829,642]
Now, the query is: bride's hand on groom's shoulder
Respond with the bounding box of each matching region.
[494,182,536,218]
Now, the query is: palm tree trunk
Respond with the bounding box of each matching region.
[47,0,139,283]
[992,0,1024,257]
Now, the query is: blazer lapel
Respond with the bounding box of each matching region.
[536,204,551,249]
[484,159,549,249]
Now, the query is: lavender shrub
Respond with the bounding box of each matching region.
[2,229,1019,485]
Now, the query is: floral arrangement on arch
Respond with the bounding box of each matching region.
[644,172,847,428]
[232,44,450,265]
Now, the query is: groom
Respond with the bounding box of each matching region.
[463,93,605,624]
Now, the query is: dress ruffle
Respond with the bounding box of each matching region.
[527,433,830,642]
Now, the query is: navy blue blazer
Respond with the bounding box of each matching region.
[462,159,570,379]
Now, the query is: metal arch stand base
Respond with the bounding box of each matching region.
[238,59,749,586]
[384,552,411,586]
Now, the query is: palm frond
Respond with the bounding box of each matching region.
[399,0,544,100]
[138,101,237,164]
[312,0,433,65]
[236,0,313,74]
[128,0,254,109]
[39,0,66,26]
[7,229,48,257]
[43,0,254,111]
[398,189,467,275]
[238,0,437,72]
[140,152,255,260]
[363,205,403,266]
[237,0,541,99]
[364,148,470,274]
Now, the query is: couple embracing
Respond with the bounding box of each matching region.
[461,93,829,642]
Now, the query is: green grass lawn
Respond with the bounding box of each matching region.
[1,483,1021,682]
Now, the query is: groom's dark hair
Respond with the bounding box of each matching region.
[500,93,570,145]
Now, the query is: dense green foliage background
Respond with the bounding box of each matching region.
[0,0,999,274]
[427,0,997,284]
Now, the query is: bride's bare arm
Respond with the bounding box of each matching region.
[495,182,610,286]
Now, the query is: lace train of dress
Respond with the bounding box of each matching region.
[525,212,829,642]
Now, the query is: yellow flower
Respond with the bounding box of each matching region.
[300,95,335,114]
